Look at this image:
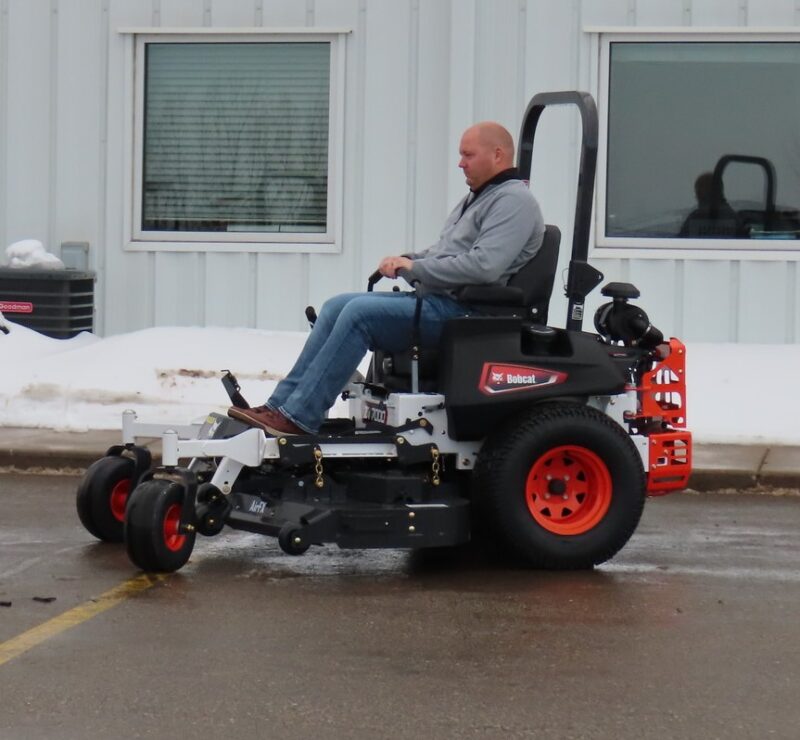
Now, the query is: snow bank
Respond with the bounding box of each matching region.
[0,323,312,431]
[0,318,797,444]
[4,239,64,270]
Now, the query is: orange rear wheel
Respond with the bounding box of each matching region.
[474,404,646,569]
[525,445,612,535]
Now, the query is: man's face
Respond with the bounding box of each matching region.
[458,129,499,190]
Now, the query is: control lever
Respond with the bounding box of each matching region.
[221,370,250,409]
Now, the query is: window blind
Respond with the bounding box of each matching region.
[142,42,331,233]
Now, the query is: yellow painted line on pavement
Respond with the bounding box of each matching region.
[0,573,166,667]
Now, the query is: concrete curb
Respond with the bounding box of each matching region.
[689,444,800,491]
[0,428,161,476]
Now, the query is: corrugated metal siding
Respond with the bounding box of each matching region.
[0,0,798,342]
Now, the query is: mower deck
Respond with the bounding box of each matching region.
[227,482,471,550]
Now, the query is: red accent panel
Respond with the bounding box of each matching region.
[634,338,688,428]
[647,430,693,495]
[0,301,33,314]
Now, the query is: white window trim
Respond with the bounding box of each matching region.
[590,27,800,261]
[120,29,348,254]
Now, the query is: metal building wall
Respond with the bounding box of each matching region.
[0,0,798,342]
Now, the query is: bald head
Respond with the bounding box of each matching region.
[458,122,516,190]
[471,122,515,159]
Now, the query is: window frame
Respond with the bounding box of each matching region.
[125,29,347,253]
[592,27,800,260]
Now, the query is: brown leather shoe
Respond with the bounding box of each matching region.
[228,404,273,431]
[262,410,306,437]
[227,405,305,436]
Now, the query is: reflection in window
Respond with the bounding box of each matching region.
[607,42,800,242]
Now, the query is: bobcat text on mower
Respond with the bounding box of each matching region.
[76,91,692,573]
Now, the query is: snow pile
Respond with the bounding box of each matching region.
[0,318,797,444]
[0,321,367,432]
[4,239,64,269]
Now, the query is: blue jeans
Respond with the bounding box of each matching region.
[267,291,473,432]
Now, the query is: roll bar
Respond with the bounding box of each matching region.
[517,91,602,331]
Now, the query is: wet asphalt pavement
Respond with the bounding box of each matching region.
[2,473,800,739]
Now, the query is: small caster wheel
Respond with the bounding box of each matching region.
[278,524,310,556]
[197,510,226,537]
[76,455,135,542]
[125,479,196,573]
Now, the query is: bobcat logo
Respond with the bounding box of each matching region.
[479,363,567,395]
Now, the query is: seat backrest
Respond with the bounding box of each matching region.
[507,223,561,323]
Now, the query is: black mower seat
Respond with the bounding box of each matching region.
[457,223,560,323]
[373,224,562,391]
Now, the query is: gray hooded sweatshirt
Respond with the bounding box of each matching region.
[399,178,545,299]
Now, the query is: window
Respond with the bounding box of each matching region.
[599,35,800,250]
[132,33,343,249]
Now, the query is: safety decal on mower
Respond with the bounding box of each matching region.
[478,363,567,396]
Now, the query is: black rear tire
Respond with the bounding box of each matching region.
[474,403,645,569]
[125,479,196,573]
[76,456,135,542]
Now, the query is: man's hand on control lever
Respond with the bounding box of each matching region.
[378,256,413,279]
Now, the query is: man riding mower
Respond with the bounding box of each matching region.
[76,91,692,573]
